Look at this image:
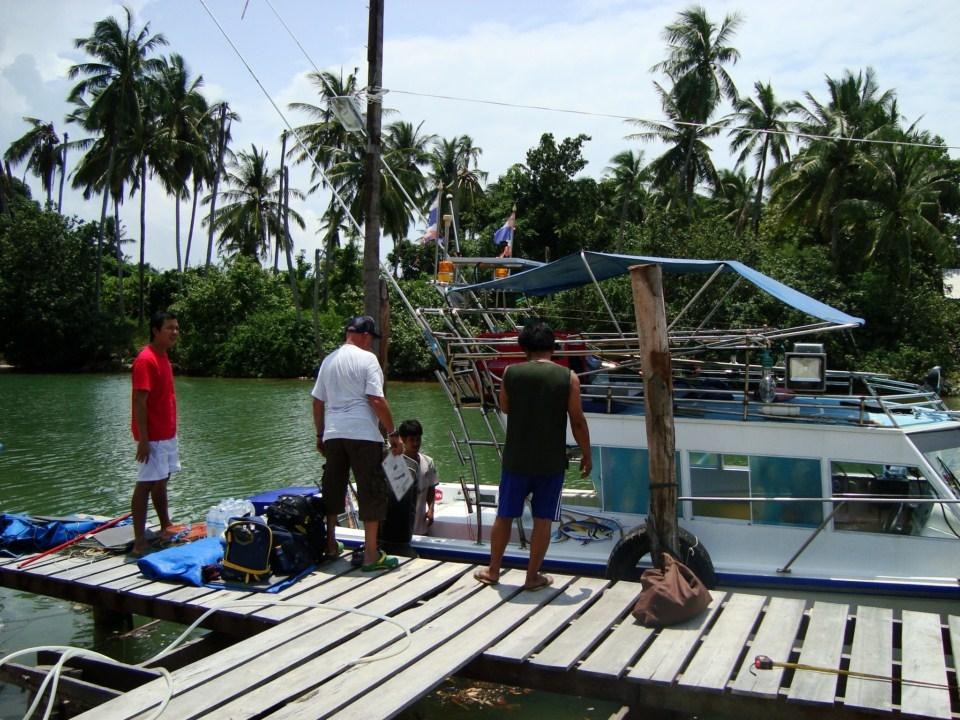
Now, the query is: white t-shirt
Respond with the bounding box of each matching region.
[311,344,385,443]
[404,452,439,535]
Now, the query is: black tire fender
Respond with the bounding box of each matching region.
[605,524,716,588]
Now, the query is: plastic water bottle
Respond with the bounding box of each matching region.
[205,504,223,538]
[758,350,776,404]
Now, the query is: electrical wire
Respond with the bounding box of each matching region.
[259,0,430,231]
[387,88,960,152]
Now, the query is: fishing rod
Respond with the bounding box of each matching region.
[752,655,954,691]
[17,513,132,569]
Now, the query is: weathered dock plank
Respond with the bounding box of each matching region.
[900,609,950,719]
[680,592,766,691]
[72,559,469,720]
[317,574,566,719]
[731,595,806,698]
[204,572,496,720]
[627,590,726,684]
[529,579,640,671]
[484,575,606,662]
[787,601,847,704]
[844,605,892,713]
[577,610,656,679]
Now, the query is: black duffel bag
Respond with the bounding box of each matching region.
[264,493,326,565]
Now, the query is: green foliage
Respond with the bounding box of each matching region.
[219,308,316,378]
[386,279,443,377]
[0,201,133,369]
[172,257,317,377]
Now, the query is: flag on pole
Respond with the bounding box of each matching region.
[421,195,440,244]
[493,209,515,257]
[493,211,514,246]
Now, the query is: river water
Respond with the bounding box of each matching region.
[0,373,614,718]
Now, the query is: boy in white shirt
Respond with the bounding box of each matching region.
[398,419,439,535]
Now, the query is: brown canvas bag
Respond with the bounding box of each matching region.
[631,553,712,627]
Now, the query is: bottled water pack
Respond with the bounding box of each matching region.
[205,497,256,538]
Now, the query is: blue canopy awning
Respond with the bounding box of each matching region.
[455,251,864,327]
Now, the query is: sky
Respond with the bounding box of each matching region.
[1,0,958,271]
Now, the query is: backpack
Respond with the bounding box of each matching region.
[269,525,315,576]
[264,494,326,563]
[221,517,273,583]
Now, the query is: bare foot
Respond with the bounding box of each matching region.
[474,569,499,586]
[523,574,554,591]
[130,541,151,557]
[159,524,185,541]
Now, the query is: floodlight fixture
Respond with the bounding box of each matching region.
[784,342,827,393]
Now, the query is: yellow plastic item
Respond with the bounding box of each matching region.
[437,259,454,284]
[494,267,510,279]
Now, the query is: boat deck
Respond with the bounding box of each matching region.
[2,547,959,718]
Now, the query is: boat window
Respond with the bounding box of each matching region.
[690,453,822,527]
[690,460,750,521]
[592,447,679,515]
[831,461,934,535]
[750,456,822,527]
[908,429,960,498]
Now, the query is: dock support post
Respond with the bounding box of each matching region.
[629,263,678,564]
[92,605,133,633]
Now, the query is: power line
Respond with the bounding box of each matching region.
[387,88,959,152]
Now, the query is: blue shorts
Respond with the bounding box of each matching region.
[497,470,564,521]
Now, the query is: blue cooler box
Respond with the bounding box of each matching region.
[247,486,320,516]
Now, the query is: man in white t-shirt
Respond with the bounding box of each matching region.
[312,315,403,572]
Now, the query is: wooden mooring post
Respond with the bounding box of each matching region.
[629,263,678,564]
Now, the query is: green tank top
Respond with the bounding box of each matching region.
[501,360,571,475]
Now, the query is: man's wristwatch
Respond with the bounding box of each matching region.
[387,430,400,438]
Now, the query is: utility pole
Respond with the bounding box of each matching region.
[363,0,385,357]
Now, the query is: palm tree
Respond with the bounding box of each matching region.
[711,167,756,235]
[728,81,793,234]
[772,68,898,266]
[68,7,166,312]
[429,135,486,202]
[208,144,304,262]
[152,53,208,277]
[289,68,362,293]
[381,121,434,254]
[640,6,742,208]
[604,149,652,248]
[853,127,953,279]
[628,82,723,205]
[4,118,62,207]
[652,6,743,123]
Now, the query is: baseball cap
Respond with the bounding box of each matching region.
[345,315,381,338]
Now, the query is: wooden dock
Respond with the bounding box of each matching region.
[2,549,959,719]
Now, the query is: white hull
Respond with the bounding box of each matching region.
[333,481,960,600]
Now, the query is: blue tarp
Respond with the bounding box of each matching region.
[0,514,102,555]
[456,251,864,327]
[137,537,224,587]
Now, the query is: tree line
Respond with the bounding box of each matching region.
[1,6,958,385]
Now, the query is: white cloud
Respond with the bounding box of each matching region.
[2,0,957,270]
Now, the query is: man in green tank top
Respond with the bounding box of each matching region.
[474,320,591,591]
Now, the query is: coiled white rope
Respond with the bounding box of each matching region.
[1,596,412,720]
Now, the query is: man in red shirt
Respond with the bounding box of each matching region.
[130,311,181,555]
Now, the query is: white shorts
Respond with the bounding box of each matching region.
[137,437,182,482]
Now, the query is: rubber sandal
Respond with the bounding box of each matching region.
[474,570,499,586]
[523,574,554,591]
[361,550,399,572]
[325,540,345,560]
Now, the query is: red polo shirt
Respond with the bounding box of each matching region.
[131,345,177,441]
